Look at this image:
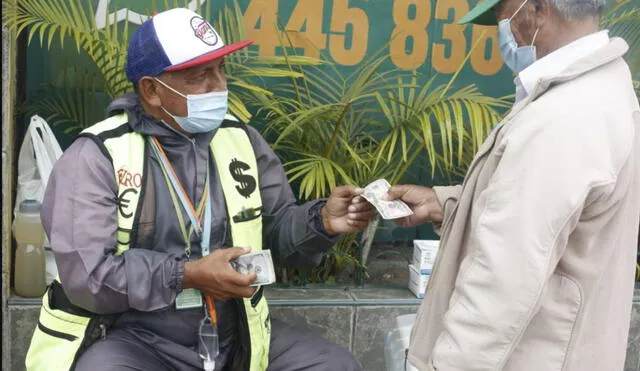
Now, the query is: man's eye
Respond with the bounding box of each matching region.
[188,73,207,82]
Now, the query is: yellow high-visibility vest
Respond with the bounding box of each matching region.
[25,112,270,371]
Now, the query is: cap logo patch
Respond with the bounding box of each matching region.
[190,16,218,46]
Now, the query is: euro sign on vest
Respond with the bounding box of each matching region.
[229,158,256,198]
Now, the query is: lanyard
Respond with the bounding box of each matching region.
[149,137,212,257]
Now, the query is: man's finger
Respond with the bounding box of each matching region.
[348,209,377,221]
[350,195,365,204]
[221,246,251,261]
[331,185,363,198]
[383,185,411,201]
[225,269,258,286]
[348,201,374,213]
[346,219,370,230]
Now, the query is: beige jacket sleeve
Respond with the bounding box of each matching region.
[428,116,623,370]
[432,185,462,234]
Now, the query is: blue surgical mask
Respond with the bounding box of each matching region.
[498,0,539,74]
[155,78,228,134]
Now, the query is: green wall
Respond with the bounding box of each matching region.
[23,0,518,242]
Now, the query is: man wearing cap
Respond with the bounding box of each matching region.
[24,8,370,371]
[384,0,640,370]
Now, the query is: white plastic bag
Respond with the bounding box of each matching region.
[14,115,63,285]
[14,115,63,216]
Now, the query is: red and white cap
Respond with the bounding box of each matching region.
[125,8,252,83]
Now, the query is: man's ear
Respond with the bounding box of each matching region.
[534,0,551,27]
[138,77,162,108]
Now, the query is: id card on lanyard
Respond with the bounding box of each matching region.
[149,137,213,310]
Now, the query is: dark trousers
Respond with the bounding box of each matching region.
[75,318,362,371]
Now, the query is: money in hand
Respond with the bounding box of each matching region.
[230,250,276,286]
[361,179,414,220]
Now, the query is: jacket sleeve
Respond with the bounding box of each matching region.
[42,137,184,315]
[429,117,620,370]
[432,185,462,235]
[245,126,339,268]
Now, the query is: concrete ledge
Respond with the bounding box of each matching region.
[6,287,640,371]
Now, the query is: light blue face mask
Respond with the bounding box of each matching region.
[155,78,228,134]
[498,0,539,74]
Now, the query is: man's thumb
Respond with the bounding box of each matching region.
[383,185,409,201]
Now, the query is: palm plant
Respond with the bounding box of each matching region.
[601,0,640,281]
[2,0,316,131]
[4,0,512,284]
[602,0,640,92]
[240,34,511,283]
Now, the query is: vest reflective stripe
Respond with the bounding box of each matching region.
[81,112,144,255]
[25,113,270,371]
[210,120,270,371]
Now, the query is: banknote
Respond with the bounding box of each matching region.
[230,250,276,286]
[361,179,414,220]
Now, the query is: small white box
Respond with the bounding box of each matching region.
[408,264,429,299]
[412,240,440,274]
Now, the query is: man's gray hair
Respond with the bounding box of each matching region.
[548,0,607,20]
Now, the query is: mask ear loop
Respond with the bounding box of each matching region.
[530,27,540,46]
[509,0,530,21]
[154,77,187,99]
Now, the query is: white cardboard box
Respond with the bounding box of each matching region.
[412,240,440,274]
[408,264,429,299]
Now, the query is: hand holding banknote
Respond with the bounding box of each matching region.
[361,179,414,220]
[382,184,444,227]
[321,185,378,235]
[230,250,276,287]
[183,247,258,301]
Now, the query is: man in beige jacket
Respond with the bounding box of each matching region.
[384,0,640,369]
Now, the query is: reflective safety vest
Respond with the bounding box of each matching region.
[25,112,271,371]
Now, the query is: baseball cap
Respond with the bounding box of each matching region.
[125,8,253,84]
[458,0,501,25]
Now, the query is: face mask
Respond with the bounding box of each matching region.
[155,78,228,134]
[498,0,539,74]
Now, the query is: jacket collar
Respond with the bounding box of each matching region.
[528,37,629,102]
[106,92,216,149]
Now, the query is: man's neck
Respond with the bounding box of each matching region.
[537,18,601,59]
[139,98,193,138]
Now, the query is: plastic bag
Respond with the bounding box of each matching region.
[14,115,63,216]
[14,115,63,285]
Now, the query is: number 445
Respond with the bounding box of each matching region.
[243,0,503,75]
[244,0,369,66]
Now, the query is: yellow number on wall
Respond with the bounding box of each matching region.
[329,0,370,66]
[243,0,280,56]
[470,25,503,75]
[432,0,468,74]
[285,0,327,58]
[390,0,431,70]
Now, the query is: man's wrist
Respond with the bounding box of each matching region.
[320,206,337,236]
[182,260,195,290]
[426,188,445,223]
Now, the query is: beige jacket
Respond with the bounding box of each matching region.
[408,37,640,371]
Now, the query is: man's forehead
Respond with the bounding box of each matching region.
[175,57,225,76]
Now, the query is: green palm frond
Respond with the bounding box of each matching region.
[602,0,640,77]
[26,68,107,133]
[3,0,133,98]
[4,0,323,128]
[244,41,509,200]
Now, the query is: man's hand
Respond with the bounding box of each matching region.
[383,185,443,227]
[322,185,377,235]
[182,247,257,301]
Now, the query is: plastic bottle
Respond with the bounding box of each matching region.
[13,197,47,297]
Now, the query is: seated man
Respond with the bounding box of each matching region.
[25,8,373,371]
